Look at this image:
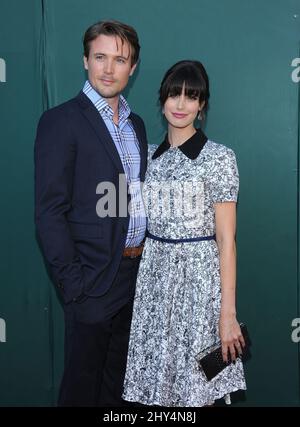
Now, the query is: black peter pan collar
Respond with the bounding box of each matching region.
[152,127,208,160]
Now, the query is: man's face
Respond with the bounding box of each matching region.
[84,34,137,104]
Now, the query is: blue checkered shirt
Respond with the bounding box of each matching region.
[83,80,146,247]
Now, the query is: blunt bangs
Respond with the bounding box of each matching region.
[159,60,210,110]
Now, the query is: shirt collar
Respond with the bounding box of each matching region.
[152,127,208,160]
[82,80,131,121]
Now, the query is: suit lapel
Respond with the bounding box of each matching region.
[130,114,148,181]
[76,91,125,175]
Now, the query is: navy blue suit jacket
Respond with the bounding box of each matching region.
[34,91,148,304]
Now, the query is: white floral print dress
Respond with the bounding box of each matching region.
[123,129,246,407]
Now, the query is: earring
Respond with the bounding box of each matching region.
[197,110,203,120]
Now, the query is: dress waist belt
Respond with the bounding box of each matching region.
[146,231,216,244]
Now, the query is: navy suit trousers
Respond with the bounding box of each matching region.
[58,256,141,407]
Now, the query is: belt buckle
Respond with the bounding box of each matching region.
[130,247,138,259]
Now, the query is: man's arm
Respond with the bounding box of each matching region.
[34,109,84,303]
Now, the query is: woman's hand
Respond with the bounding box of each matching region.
[219,315,245,363]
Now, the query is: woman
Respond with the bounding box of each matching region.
[123,60,246,406]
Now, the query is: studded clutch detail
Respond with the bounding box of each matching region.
[196,323,250,381]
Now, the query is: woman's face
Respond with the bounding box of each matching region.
[163,83,203,129]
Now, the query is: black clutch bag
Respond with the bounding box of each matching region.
[196,323,250,381]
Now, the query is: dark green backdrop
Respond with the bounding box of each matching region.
[0,0,299,406]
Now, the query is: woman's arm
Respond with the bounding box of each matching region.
[215,202,245,362]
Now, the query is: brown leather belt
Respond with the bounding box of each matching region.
[122,242,144,258]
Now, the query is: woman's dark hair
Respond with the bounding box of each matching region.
[159,60,210,114]
[83,20,140,65]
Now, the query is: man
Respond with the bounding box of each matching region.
[34,20,147,406]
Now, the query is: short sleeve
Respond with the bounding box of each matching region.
[210,147,239,203]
